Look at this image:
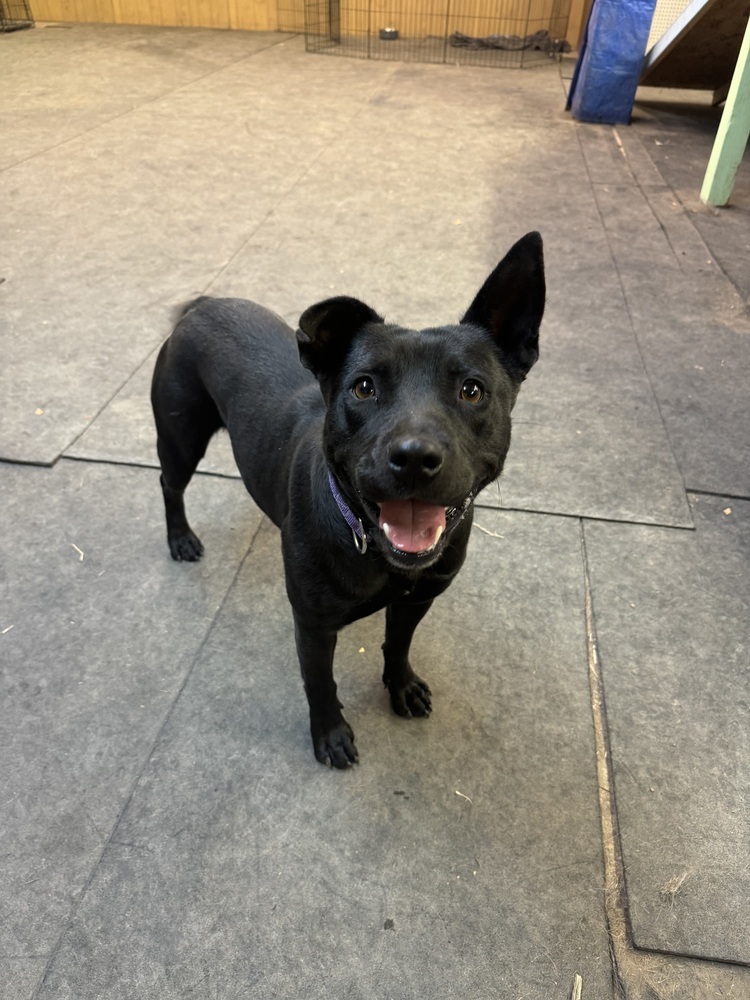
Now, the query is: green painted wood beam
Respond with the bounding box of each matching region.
[700,16,750,206]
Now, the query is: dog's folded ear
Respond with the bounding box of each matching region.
[461,231,545,381]
[297,296,384,377]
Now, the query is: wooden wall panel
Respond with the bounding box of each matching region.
[566,0,590,49]
[31,0,579,45]
[32,0,256,28]
[32,0,116,22]
[229,0,277,31]
[113,0,231,27]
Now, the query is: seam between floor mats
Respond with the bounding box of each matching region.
[474,498,695,532]
[30,514,267,1000]
[608,126,688,274]
[58,61,399,454]
[618,122,746,298]
[60,452,242,480]
[199,88,395,297]
[686,487,750,503]
[572,127,694,532]
[0,33,297,175]
[196,59,401,297]
[580,519,629,999]
[579,519,750,998]
[58,342,163,464]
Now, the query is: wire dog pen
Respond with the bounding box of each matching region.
[303,0,571,67]
[0,0,33,31]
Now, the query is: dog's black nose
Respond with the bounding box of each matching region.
[388,437,444,479]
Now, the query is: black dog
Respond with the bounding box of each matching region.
[151,232,545,767]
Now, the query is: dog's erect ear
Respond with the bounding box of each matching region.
[297,296,384,377]
[461,231,545,381]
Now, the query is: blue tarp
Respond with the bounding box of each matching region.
[567,0,658,125]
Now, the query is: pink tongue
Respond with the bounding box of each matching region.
[378,500,447,553]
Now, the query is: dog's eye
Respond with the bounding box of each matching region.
[352,377,377,400]
[460,379,484,404]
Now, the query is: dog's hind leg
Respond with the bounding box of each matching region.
[157,459,206,562]
[152,347,223,561]
[382,600,434,718]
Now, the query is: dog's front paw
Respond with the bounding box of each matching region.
[387,675,432,718]
[168,529,204,562]
[312,719,359,769]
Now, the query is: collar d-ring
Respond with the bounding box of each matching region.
[352,519,367,555]
[329,470,370,556]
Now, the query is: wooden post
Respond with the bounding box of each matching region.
[700,16,750,206]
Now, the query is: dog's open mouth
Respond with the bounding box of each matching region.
[377,499,447,554]
[329,471,473,561]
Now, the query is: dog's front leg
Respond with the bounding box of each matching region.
[293,615,358,768]
[382,600,434,718]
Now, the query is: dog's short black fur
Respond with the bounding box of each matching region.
[151,232,545,767]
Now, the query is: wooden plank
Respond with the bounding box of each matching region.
[566,0,591,47]
[641,0,750,91]
[228,0,276,30]
[32,0,569,40]
[32,0,115,21]
[700,16,750,206]
[32,0,267,29]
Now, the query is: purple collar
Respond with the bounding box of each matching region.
[328,471,370,555]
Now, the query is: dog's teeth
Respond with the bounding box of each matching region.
[424,524,445,552]
[382,523,394,544]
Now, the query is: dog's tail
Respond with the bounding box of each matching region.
[170,296,210,329]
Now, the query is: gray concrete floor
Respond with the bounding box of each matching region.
[1,24,748,1000]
